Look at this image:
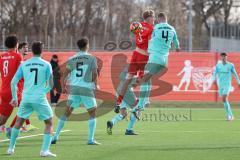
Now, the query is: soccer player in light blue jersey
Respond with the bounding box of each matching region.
[8,42,56,157]
[51,38,100,145]
[107,65,150,135]
[132,12,180,119]
[212,52,240,121]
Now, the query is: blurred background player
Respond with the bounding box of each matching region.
[8,41,55,157]
[50,54,62,105]
[8,42,38,134]
[0,35,22,132]
[132,12,180,119]
[212,52,240,121]
[114,10,154,112]
[51,38,100,145]
[107,65,150,135]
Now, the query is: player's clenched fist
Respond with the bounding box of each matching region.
[9,99,18,107]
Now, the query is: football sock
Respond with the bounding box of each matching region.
[224,101,233,117]
[41,134,52,152]
[88,118,96,142]
[54,115,67,140]
[127,113,137,130]
[111,114,124,125]
[137,81,151,110]
[9,128,20,150]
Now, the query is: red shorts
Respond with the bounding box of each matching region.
[0,91,14,117]
[128,51,149,77]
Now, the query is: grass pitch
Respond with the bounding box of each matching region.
[1,102,240,160]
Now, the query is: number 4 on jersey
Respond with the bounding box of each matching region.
[162,30,169,43]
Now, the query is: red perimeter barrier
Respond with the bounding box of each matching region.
[1,51,240,102]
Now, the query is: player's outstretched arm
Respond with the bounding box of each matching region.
[10,65,23,106]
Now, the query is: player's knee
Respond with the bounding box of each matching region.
[88,107,96,118]
[44,119,53,133]
[140,73,151,84]
[65,107,73,117]
[45,118,53,125]
[15,118,25,129]
[120,109,127,118]
[44,119,53,129]
[222,96,228,102]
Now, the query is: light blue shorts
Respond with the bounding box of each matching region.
[68,95,97,110]
[17,102,53,121]
[218,87,231,97]
[145,54,168,75]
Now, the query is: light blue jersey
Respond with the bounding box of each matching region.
[213,61,240,95]
[67,51,97,90]
[66,51,98,109]
[11,57,53,103]
[148,22,179,56]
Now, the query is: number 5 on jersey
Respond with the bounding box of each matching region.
[76,62,83,77]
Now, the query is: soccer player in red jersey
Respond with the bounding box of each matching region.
[0,35,22,127]
[8,42,38,133]
[114,10,155,112]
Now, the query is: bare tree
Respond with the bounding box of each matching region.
[0,0,236,50]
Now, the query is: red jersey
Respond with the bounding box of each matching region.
[0,50,23,94]
[135,22,154,50]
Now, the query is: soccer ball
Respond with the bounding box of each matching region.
[130,22,142,33]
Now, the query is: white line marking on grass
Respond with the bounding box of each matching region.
[140,130,240,134]
[0,130,71,143]
[149,108,240,111]
[95,129,240,134]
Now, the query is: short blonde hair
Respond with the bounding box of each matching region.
[142,10,155,20]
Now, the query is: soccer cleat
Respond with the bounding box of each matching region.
[25,124,39,131]
[6,148,15,155]
[107,121,113,135]
[40,151,57,157]
[6,127,12,139]
[51,139,58,144]
[114,104,120,113]
[87,140,101,145]
[227,116,234,121]
[125,129,138,135]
